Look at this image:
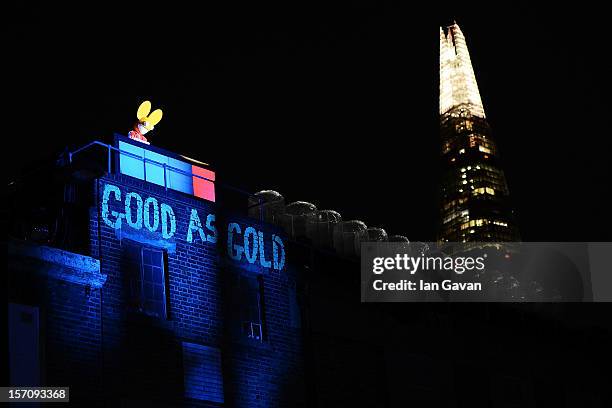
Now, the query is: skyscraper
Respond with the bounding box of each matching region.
[438,23,520,243]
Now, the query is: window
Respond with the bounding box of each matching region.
[288,284,301,329]
[473,187,496,196]
[123,242,167,318]
[8,304,40,386]
[460,219,489,230]
[182,342,224,403]
[231,274,265,342]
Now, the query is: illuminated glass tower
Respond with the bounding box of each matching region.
[438,23,520,243]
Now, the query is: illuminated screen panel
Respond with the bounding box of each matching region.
[118,141,145,180]
[167,157,194,195]
[192,165,216,202]
[118,140,215,202]
[144,148,170,187]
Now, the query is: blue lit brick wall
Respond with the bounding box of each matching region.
[92,173,305,406]
[44,282,103,404]
[7,254,104,406]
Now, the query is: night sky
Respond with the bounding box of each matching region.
[7,2,611,242]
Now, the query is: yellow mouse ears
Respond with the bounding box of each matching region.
[136,100,163,130]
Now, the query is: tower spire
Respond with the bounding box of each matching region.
[439,22,486,118]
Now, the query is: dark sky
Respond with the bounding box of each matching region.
[7,2,611,241]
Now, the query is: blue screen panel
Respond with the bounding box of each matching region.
[167,157,194,195]
[143,149,169,187]
[118,141,145,180]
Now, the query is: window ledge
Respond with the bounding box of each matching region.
[230,336,274,353]
[126,310,175,330]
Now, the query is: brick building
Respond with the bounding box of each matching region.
[6,135,612,407]
[7,135,306,406]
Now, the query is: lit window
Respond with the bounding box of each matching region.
[443,211,462,224]
[473,187,495,196]
[443,142,452,154]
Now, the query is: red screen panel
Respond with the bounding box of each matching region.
[192,166,216,202]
